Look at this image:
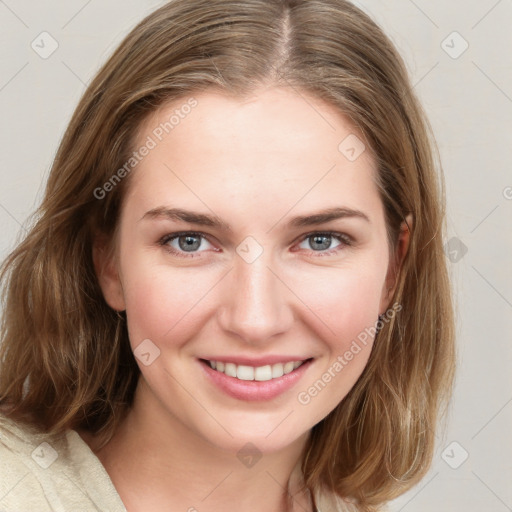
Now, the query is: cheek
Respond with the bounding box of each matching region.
[291,258,386,342]
[289,257,386,397]
[120,252,219,350]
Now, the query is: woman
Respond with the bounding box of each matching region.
[0,0,455,510]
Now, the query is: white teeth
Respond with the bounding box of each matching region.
[254,365,272,381]
[224,362,237,378]
[271,363,284,379]
[237,365,254,381]
[208,359,306,381]
[283,361,295,374]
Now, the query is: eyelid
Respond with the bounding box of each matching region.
[295,230,353,245]
[159,230,212,244]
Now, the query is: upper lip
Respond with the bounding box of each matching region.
[200,356,313,366]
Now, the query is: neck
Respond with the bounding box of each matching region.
[82,379,314,512]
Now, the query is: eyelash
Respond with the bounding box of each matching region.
[158,231,353,259]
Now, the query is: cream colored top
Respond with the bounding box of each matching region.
[0,413,126,512]
[0,412,359,512]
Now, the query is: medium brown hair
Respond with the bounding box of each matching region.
[0,0,455,509]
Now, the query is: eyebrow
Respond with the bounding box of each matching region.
[140,206,370,231]
[287,207,370,227]
[141,207,231,231]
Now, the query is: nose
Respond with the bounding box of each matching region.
[216,251,294,345]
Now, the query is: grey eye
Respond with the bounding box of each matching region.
[300,234,342,252]
[166,234,213,253]
[178,235,202,251]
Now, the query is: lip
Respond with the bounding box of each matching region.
[198,357,314,401]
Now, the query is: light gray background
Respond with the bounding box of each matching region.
[1,1,511,510]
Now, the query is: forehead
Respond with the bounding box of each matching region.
[125,86,382,223]
[137,85,369,160]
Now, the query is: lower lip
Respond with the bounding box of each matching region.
[198,358,313,401]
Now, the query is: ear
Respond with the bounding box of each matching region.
[92,233,126,311]
[380,214,413,313]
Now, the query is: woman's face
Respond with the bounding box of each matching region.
[97,86,401,453]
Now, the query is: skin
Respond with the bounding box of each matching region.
[90,85,411,512]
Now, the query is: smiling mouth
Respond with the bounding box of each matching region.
[200,358,313,382]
